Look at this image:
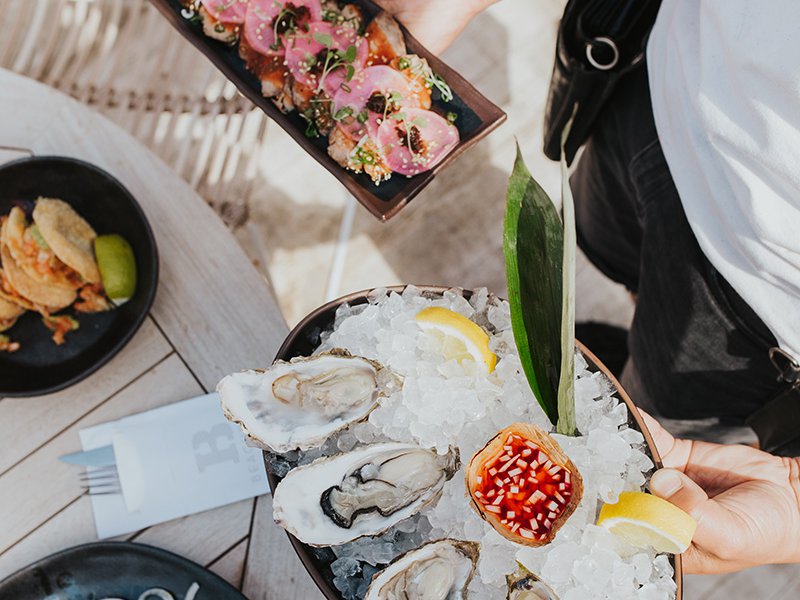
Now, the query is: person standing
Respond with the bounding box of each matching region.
[374,0,800,574]
[377,0,800,453]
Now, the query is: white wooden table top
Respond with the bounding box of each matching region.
[0,68,322,599]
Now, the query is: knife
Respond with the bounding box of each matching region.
[59,445,116,468]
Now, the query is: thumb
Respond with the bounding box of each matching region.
[649,469,733,551]
[650,468,709,515]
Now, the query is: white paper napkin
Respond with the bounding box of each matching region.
[79,393,269,539]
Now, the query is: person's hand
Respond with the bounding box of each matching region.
[642,413,800,574]
[372,0,500,54]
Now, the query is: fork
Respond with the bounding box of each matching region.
[80,465,122,496]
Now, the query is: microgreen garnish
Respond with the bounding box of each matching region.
[321,7,362,31]
[271,3,312,49]
[354,146,376,165]
[183,8,203,25]
[315,44,359,94]
[402,56,454,103]
[334,106,354,121]
[313,32,334,47]
[426,72,453,102]
[322,9,339,22]
[357,110,369,123]
[304,120,319,138]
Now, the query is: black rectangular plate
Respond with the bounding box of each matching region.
[150,0,507,220]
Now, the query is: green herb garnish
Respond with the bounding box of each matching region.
[304,120,319,138]
[334,106,354,121]
[313,32,334,48]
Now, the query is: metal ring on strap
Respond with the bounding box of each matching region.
[585,36,620,71]
[769,347,800,386]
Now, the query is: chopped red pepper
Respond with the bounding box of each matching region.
[467,423,583,546]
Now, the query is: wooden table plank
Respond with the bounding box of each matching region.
[129,499,254,569]
[243,494,324,600]
[0,497,95,579]
[208,539,248,588]
[0,318,171,475]
[0,353,200,559]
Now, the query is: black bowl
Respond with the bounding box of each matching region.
[0,541,245,599]
[0,156,158,397]
[268,286,682,600]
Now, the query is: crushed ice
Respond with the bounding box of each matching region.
[294,287,675,600]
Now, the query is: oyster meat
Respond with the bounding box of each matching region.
[507,571,560,600]
[273,443,459,546]
[217,350,400,453]
[364,539,479,600]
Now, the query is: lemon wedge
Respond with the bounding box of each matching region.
[597,491,697,553]
[415,307,497,373]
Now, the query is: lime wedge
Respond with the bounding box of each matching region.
[94,234,137,306]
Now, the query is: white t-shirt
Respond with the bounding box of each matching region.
[647,0,800,362]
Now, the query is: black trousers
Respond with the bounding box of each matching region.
[571,64,783,442]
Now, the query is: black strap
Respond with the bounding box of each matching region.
[746,348,800,456]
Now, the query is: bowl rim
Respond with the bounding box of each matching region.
[269,285,683,599]
[0,155,160,397]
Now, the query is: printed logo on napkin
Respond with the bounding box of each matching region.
[79,393,268,539]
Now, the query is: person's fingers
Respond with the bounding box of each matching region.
[650,468,745,567]
[640,411,693,471]
[640,411,674,455]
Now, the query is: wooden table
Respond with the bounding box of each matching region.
[0,68,321,599]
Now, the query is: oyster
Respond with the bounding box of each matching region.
[364,539,479,600]
[273,443,459,546]
[217,350,400,453]
[507,571,560,600]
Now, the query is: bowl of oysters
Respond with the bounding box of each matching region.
[217,285,684,600]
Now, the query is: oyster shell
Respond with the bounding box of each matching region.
[507,571,560,600]
[273,442,459,546]
[217,350,400,453]
[364,539,479,600]
[466,423,583,547]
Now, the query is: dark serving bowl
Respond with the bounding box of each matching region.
[267,285,683,600]
[0,541,245,599]
[150,0,507,221]
[0,156,159,397]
